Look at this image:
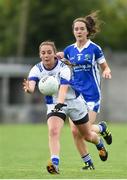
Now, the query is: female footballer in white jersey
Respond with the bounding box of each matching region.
[23,41,108,174]
[57,11,112,169]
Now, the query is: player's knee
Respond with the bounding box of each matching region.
[71,127,81,139]
[49,127,59,138]
[84,133,92,142]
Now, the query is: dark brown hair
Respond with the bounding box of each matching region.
[72,10,102,38]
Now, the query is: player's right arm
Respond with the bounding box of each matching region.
[56,52,73,67]
[23,79,36,93]
[23,65,40,94]
[56,51,64,59]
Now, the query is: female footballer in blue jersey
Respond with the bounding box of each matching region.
[57,11,112,170]
[23,40,108,174]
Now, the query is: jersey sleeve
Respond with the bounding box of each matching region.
[95,46,106,64]
[28,65,40,83]
[59,63,71,85]
[64,46,70,60]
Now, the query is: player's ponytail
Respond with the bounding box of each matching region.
[85,10,102,38]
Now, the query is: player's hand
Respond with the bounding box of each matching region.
[56,52,74,67]
[22,79,31,93]
[102,70,112,79]
[52,103,67,112]
[56,52,64,59]
[60,58,74,66]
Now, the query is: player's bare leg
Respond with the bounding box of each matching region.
[47,116,64,174]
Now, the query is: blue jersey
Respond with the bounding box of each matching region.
[64,40,106,102]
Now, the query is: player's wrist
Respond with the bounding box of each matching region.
[25,88,32,94]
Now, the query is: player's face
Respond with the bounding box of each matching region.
[73,21,88,42]
[40,45,55,68]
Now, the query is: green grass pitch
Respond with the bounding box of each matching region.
[0,123,127,179]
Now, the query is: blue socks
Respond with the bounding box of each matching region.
[51,155,59,167]
[96,139,104,150]
[82,154,93,165]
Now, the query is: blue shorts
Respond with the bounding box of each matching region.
[85,100,101,113]
[81,93,101,113]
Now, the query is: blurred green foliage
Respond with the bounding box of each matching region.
[0,0,127,57]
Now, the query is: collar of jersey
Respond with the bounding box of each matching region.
[42,59,58,71]
[74,39,91,52]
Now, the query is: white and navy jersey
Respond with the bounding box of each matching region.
[28,60,79,104]
[64,40,106,102]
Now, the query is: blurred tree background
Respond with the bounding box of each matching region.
[0,0,127,57]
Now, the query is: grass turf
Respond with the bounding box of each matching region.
[0,123,127,179]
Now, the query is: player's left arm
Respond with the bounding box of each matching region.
[52,84,68,112]
[95,46,112,80]
[57,84,69,104]
[53,64,71,111]
[100,61,112,79]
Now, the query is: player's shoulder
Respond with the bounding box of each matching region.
[35,61,43,72]
[64,43,75,50]
[89,40,102,50]
[29,61,44,74]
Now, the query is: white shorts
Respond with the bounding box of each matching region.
[47,95,88,123]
